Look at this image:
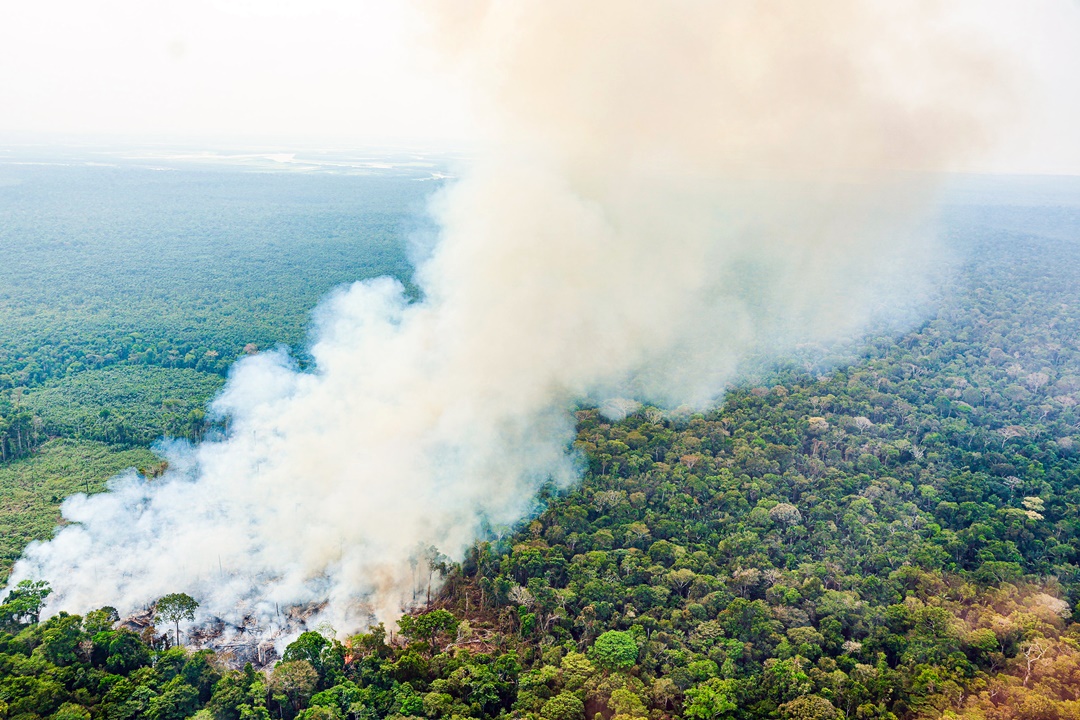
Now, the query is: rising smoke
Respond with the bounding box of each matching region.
[11,1,1008,637]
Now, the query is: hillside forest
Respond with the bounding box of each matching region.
[0,159,1079,720]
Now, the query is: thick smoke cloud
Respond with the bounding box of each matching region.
[11,1,1006,635]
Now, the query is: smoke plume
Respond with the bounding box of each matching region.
[12,1,1006,635]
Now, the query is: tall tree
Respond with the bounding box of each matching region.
[155,592,199,647]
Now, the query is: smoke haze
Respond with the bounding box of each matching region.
[12,1,1009,636]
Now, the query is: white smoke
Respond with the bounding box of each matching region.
[12,1,1009,635]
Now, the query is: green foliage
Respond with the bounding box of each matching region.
[0,398,41,462]
[684,678,737,720]
[397,609,459,654]
[0,579,51,630]
[35,611,82,665]
[0,163,430,394]
[93,628,152,673]
[283,631,347,688]
[540,692,585,720]
[83,605,119,634]
[284,631,332,668]
[589,630,639,671]
[53,702,92,720]
[23,366,225,445]
[270,660,320,714]
[779,695,842,720]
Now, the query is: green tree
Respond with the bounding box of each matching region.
[0,579,51,630]
[83,605,120,634]
[270,660,319,715]
[148,677,200,720]
[541,692,585,720]
[684,678,737,720]
[779,695,842,720]
[590,630,639,671]
[155,592,200,647]
[396,609,459,655]
[52,703,91,720]
[93,629,151,673]
[283,631,346,687]
[36,612,86,666]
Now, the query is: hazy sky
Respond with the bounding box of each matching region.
[0,0,471,146]
[1,0,1079,174]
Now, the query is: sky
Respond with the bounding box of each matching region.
[1,0,1079,174]
[0,0,471,147]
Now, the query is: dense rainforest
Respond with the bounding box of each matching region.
[0,161,1078,720]
[0,158,430,461]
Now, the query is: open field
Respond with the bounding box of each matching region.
[0,439,159,581]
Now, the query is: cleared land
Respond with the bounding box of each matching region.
[0,439,160,581]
